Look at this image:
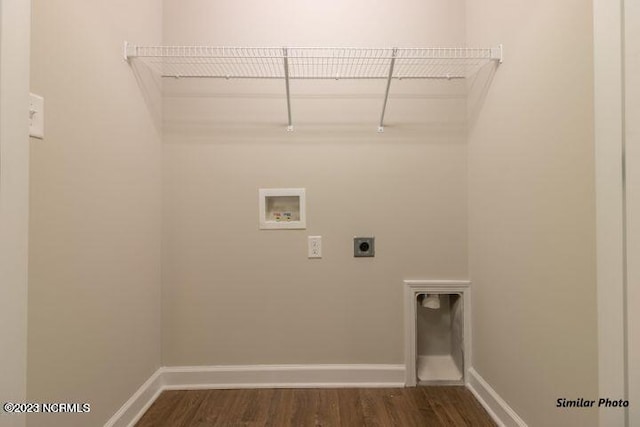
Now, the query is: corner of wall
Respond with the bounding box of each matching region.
[0,0,31,426]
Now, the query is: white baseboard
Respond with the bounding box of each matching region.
[160,364,405,390]
[105,364,405,426]
[104,369,164,427]
[106,365,529,427]
[161,364,405,390]
[467,368,527,427]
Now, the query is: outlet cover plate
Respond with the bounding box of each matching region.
[354,237,375,257]
[308,236,322,258]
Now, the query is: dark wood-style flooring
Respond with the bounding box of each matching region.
[135,387,496,426]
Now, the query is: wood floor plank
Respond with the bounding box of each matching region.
[135,386,496,427]
[291,389,319,426]
[360,389,396,427]
[239,388,274,425]
[159,390,208,427]
[210,389,248,426]
[335,387,365,426]
[189,389,238,426]
[394,387,443,426]
[264,388,295,427]
[135,390,185,427]
[315,388,341,426]
[405,386,446,426]
[422,386,463,426]
[449,387,497,427]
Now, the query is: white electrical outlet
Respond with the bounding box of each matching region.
[308,236,322,258]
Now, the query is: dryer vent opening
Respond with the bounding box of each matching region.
[416,293,464,385]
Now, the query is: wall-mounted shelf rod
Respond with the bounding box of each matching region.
[378,48,398,133]
[124,42,503,130]
[282,47,293,131]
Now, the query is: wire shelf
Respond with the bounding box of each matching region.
[124,43,502,130]
[125,45,501,80]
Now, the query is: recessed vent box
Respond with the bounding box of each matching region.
[404,280,471,387]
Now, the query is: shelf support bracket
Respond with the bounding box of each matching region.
[123,41,137,62]
[283,47,293,131]
[378,48,398,133]
[490,44,503,64]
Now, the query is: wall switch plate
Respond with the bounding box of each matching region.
[308,236,322,258]
[354,237,375,257]
[29,93,44,139]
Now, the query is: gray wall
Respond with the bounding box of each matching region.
[161,0,469,366]
[0,1,30,426]
[28,1,163,425]
[466,0,599,426]
[624,0,640,421]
